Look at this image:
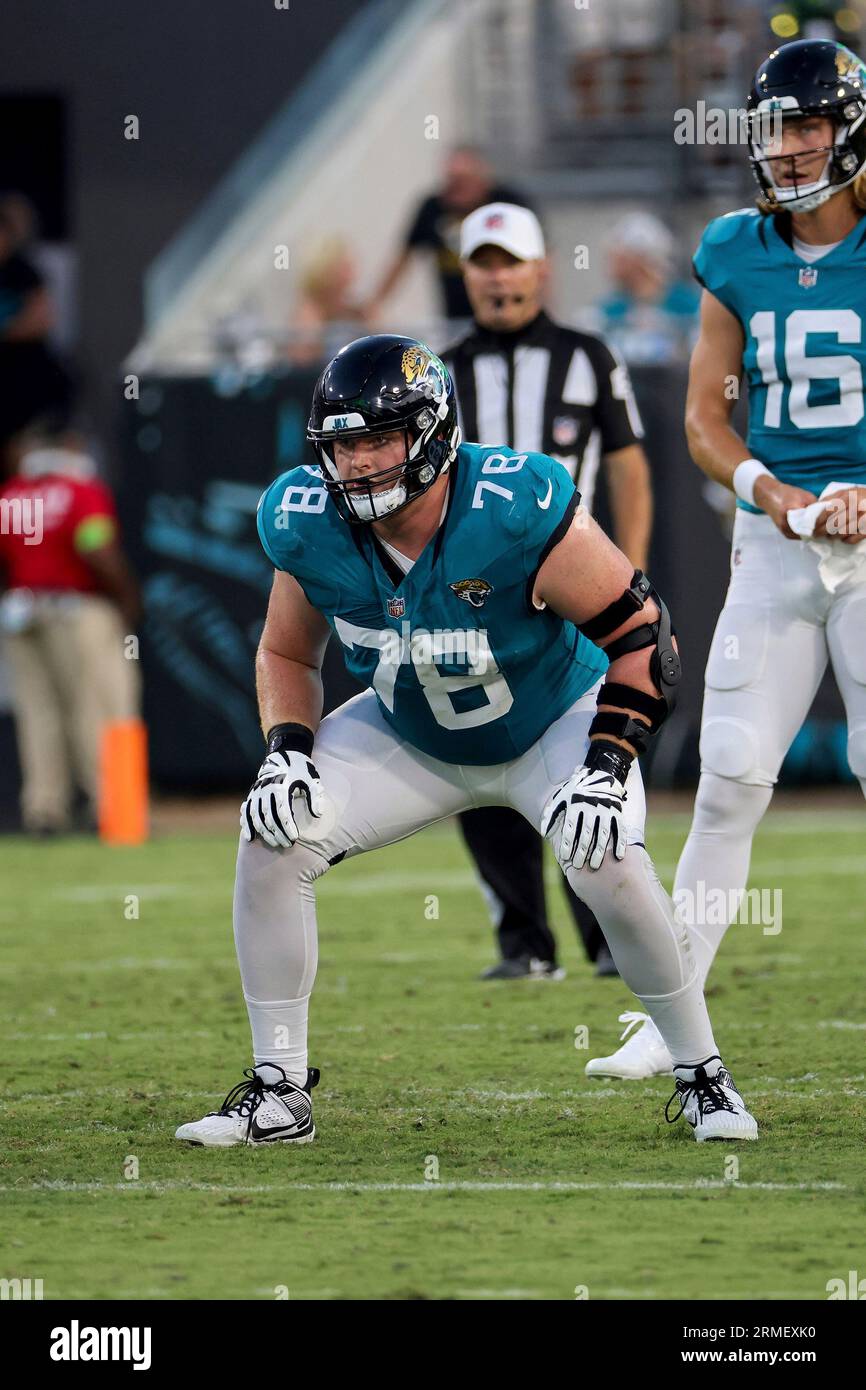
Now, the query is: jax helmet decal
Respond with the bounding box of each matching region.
[306,334,460,524]
[746,39,866,213]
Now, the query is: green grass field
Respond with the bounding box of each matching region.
[1,804,864,1301]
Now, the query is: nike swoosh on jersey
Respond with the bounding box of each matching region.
[537,479,553,510]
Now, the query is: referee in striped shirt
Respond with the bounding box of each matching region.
[444,203,653,980]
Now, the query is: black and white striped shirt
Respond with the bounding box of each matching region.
[443,310,643,515]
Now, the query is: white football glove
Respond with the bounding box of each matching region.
[541,764,628,872]
[241,748,329,849]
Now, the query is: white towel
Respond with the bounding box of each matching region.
[786,481,866,594]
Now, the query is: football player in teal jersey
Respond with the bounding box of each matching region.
[588,39,866,1080]
[175,334,757,1145]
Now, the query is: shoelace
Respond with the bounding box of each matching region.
[211,1069,272,1141]
[617,1010,650,1043]
[665,1070,736,1125]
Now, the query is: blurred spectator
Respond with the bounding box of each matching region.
[672,1,766,190]
[0,205,76,464]
[0,191,79,355]
[364,147,534,321]
[0,426,140,834]
[593,211,699,364]
[562,0,674,120]
[0,192,37,252]
[286,236,365,365]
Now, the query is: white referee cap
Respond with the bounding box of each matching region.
[460,202,546,262]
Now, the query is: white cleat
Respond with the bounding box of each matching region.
[666,1059,758,1142]
[585,1011,673,1079]
[175,1063,319,1147]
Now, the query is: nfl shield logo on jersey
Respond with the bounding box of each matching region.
[798,265,818,288]
[387,595,405,618]
[552,415,579,447]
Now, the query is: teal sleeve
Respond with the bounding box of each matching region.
[692,213,745,319]
[256,471,316,572]
[516,453,581,581]
[256,482,283,568]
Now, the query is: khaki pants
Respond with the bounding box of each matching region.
[2,593,141,830]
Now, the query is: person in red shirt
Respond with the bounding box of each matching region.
[0,427,140,833]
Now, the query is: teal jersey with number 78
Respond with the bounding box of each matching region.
[256,442,607,765]
[693,206,866,511]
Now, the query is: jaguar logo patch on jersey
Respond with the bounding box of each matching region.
[798,265,818,288]
[387,595,406,618]
[449,577,493,609]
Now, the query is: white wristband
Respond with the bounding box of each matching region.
[732,458,772,507]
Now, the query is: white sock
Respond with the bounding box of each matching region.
[672,1056,723,1082]
[637,973,718,1069]
[565,845,718,1062]
[674,772,773,983]
[246,992,309,1087]
[234,838,325,1089]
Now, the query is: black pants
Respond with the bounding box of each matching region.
[459,806,606,966]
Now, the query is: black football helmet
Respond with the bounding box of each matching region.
[306,334,460,524]
[746,39,866,212]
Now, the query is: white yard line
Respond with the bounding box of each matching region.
[4,958,208,974]
[644,811,864,834]
[0,1178,848,1195]
[4,1072,865,1107]
[52,884,194,903]
[452,1287,544,1299]
[646,856,866,882]
[320,857,866,893]
[42,851,866,907]
[2,1022,861,1047]
[0,1088,219,1104]
[457,1085,866,1100]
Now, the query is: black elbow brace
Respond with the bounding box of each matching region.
[578,570,682,758]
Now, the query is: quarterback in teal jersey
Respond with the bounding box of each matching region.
[175,333,757,1146]
[589,39,866,1081]
[693,193,866,501]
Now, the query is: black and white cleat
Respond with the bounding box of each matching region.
[175,1063,319,1147]
[666,1059,758,1143]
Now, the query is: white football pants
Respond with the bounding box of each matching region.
[234,681,718,1084]
[675,508,866,981]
